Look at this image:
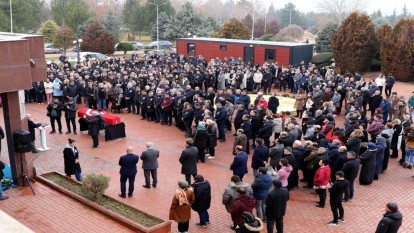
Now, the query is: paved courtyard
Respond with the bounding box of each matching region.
[1,78,414,233]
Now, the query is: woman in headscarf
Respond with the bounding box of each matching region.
[169,180,195,233]
[359,142,377,185]
[374,136,387,180]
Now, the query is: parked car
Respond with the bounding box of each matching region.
[128,41,144,50]
[145,49,175,57]
[68,52,107,63]
[144,40,173,49]
[44,43,62,54]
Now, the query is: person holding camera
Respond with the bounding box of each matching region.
[47,97,63,134]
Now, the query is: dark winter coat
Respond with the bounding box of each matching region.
[63,103,77,119]
[84,115,100,136]
[251,174,273,200]
[265,187,289,218]
[329,179,349,202]
[230,152,248,177]
[207,124,217,147]
[292,146,306,170]
[191,180,211,212]
[359,144,377,185]
[375,211,403,233]
[375,137,386,176]
[251,145,269,170]
[241,120,252,140]
[231,194,256,226]
[269,144,284,168]
[268,96,280,114]
[341,158,360,181]
[119,153,139,176]
[346,137,362,157]
[63,145,81,175]
[194,129,209,150]
[179,146,198,175]
[28,119,42,141]
[259,121,273,138]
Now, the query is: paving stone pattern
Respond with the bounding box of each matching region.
[1,77,414,232]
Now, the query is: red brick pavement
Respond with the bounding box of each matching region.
[1,79,414,233]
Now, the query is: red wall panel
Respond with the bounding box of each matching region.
[177,40,292,67]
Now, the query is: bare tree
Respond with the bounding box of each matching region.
[318,0,367,24]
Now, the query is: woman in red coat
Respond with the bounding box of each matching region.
[314,159,331,208]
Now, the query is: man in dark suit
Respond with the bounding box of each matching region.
[230,146,248,181]
[140,142,159,188]
[119,146,139,198]
[251,138,269,176]
[265,180,289,233]
[27,114,42,153]
[341,151,360,201]
[179,139,198,184]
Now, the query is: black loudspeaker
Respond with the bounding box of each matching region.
[14,130,32,153]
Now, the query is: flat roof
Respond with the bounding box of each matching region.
[177,37,311,47]
[0,32,42,41]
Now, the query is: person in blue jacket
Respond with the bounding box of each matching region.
[251,167,273,222]
[230,146,248,181]
[215,102,227,142]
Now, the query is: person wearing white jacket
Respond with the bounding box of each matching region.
[375,74,386,96]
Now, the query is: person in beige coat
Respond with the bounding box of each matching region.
[169,180,195,233]
[294,88,306,118]
[44,79,54,104]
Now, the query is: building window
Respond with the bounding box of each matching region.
[220,45,227,51]
[187,43,195,55]
[265,49,275,61]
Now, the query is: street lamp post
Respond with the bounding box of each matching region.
[251,0,256,40]
[9,0,13,33]
[149,2,168,50]
[73,39,82,63]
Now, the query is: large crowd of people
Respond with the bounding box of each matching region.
[7,50,414,232]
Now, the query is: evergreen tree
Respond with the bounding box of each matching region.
[37,20,59,43]
[101,11,121,42]
[0,0,45,33]
[51,0,91,32]
[80,21,115,54]
[266,20,280,35]
[315,23,338,53]
[370,10,388,28]
[331,12,378,73]
[164,2,217,41]
[381,19,414,81]
[150,11,170,40]
[141,0,175,33]
[241,14,253,30]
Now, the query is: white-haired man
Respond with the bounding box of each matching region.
[140,142,160,188]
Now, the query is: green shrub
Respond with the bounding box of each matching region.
[316,61,334,69]
[311,52,334,64]
[116,42,134,54]
[258,34,275,41]
[371,59,381,71]
[80,173,110,203]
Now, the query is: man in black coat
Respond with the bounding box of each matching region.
[375,202,403,233]
[139,90,148,120]
[268,93,280,114]
[327,171,349,226]
[118,146,139,198]
[258,117,273,148]
[140,142,159,188]
[179,139,198,184]
[341,151,360,201]
[230,146,248,181]
[265,180,289,233]
[146,91,156,121]
[83,112,101,148]
[251,139,269,177]
[63,98,77,134]
[27,114,42,153]
[182,104,195,137]
[47,97,63,134]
